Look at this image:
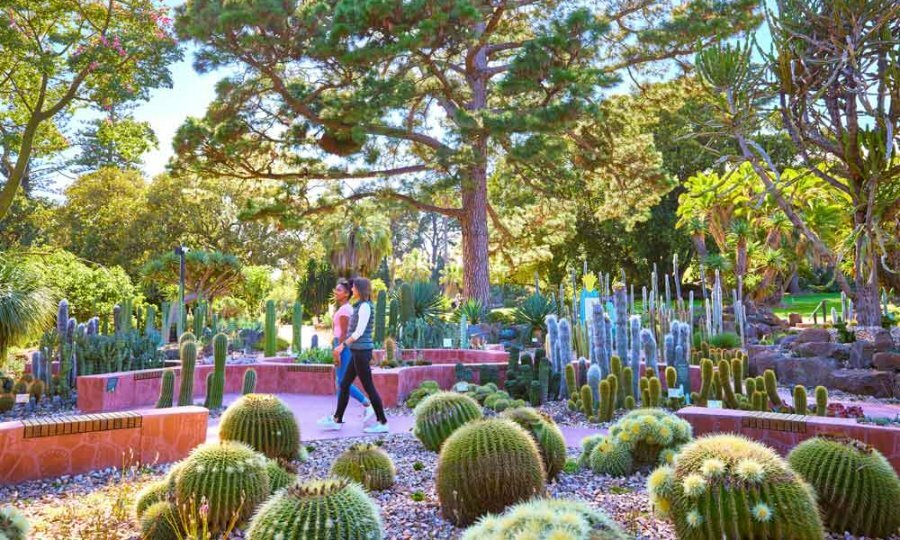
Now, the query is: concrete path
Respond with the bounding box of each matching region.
[207,393,605,447]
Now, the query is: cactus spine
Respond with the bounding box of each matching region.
[157,369,174,408]
[177,341,197,406]
[205,333,227,410]
[242,368,257,394]
[218,394,301,459]
[413,392,483,451]
[264,299,277,357]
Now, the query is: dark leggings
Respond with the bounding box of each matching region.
[334,348,387,424]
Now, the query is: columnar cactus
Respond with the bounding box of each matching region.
[587,364,601,410]
[590,303,610,376]
[373,291,386,346]
[648,434,824,540]
[613,285,628,363]
[622,366,634,405]
[557,318,573,398]
[599,380,613,422]
[788,435,900,537]
[246,478,383,540]
[242,368,257,394]
[501,407,567,481]
[641,328,658,375]
[156,369,175,408]
[814,386,827,416]
[205,333,227,410]
[399,283,414,324]
[218,394,301,460]
[793,385,808,414]
[177,341,197,407]
[716,360,738,409]
[264,300,277,357]
[730,357,743,395]
[330,442,396,491]
[580,384,593,418]
[763,369,782,409]
[178,331,196,346]
[413,392,483,451]
[291,300,303,354]
[537,358,550,403]
[175,441,270,533]
[629,316,641,398]
[460,497,628,540]
[564,364,576,404]
[387,298,399,337]
[436,418,546,526]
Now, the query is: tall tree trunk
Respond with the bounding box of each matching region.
[855,219,882,326]
[461,164,491,305]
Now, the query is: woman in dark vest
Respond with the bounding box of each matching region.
[320,277,389,433]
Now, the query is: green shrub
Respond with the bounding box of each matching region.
[436,418,546,526]
[707,332,741,349]
[461,498,628,540]
[413,391,483,451]
[330,443,396,491]
[648,434,823,539]
[246,478,382,540]
[501,407,566,481]
[788,435,900,537]
[218,394,300,460]
[174,441,270,533]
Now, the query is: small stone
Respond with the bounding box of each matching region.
[793,328,831,345]
[873,352,900,371]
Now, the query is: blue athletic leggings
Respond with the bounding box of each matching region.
[334,339,369,405]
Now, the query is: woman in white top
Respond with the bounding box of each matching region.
[318,279,373,426]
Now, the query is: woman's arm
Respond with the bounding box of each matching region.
[337,309,349,340]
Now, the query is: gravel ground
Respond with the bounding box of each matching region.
[0,394,79,423]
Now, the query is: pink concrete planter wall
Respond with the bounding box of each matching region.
[677,406,900,473]
[372,363,508,407]
[372,348,509,364]
[0,406,208,485]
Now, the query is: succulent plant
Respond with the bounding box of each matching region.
[578,434,605,468]
[413,391,483,451]
[580,384,593,418]
[437,418,546,526]
[178,332,196,346]
[174,441,270,533]
[0,505,30,540]
[139,501,180,540]
[292,300,304,354]
[0,394,14,413]
[330,442,396,491]
[501,407,566,481]
[788,435,900,537]
[763,369,782,409]
[648,434,823,539]
[264,300,277,357]
[585,408,691,477]
[246,477,383,540]
[177,341,197,407]
[589,435,634,477]
[205,333,227,410]
[135,479,171,520]
[265,458,298,493]
[793,385,808,414]
[218,394,301,460]
[814,386,827,416]
[461,497,629,540]
[242,368,257,395]
[155,369,174,409]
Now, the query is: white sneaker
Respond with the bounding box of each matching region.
[319,418,343,431]
[317,416,335,426]
[363,422,389,434]
[361,405,375,424]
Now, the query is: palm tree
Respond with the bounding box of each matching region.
[321,209,392,278]
[0,259,54,365]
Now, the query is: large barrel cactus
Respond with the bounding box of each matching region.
[265,458,298,493]
[0,505,30,540]
[413,391,483,451]
[330,442,396,491]
[788,435,900,537]
[436,418,546,527]
[134,479,171,519]
[607,408,692,469]
[218,394,300,460]
[501,407,566,481]
[246,477,383,540]
[174,441,270,533]
[648,434,823,539]
[589,435,634,477]
[461,498,629,540]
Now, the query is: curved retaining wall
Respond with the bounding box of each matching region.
[0,406,208,485]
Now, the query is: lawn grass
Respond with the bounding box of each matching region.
[772,292,898,321]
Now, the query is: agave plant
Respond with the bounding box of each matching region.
[0,260,54,361]
[514,293,556,335]
[453,298,484,324]
[394,281,445,322]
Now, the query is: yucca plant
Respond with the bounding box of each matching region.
[514,293,557,336]
[788,435,900,537]
[453,298,485,324]
[0,260,54,363]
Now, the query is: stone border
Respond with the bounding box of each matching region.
[677,406,900,473]
[0,406,208,485]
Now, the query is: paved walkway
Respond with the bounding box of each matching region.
[208,393,603,447]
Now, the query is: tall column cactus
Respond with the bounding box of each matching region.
[388,298,399,337]
[399,283,414,324]
[160,301,170,344]
[557,318,572,398]
[178,341,198,406]
[205,333,227,410]
[590,303,610,376]
[242,368,257,394]
[264,299,277,357]
[628,315,641,399]
[291,300,303,354]
[157,369,175,408]
[641,329,658,375]
[144,305,156,337]
[613,284,628,362]
[374,290,386,346]
[459,314,469,349]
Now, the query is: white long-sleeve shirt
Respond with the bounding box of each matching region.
[349,302,371,341]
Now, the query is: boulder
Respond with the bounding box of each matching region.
[828,369,896,398]
[792,328,831,345]
[778,334,798,348]
[848,341,875,369]
[873,329,894,353]
[872,352,900,371]
[793,341,848,360]
[774,356,839,388]
[788,313,803,327]
[748,348,789,376]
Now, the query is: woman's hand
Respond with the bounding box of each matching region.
[332,348,341,366]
